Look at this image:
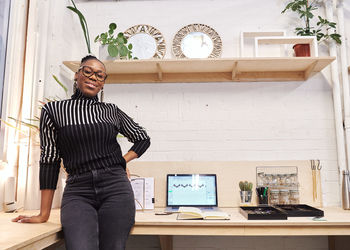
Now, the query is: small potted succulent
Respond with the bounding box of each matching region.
[239,181,253,204]
[281,0,341,56]
[94,23,135,60]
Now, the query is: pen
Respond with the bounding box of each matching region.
[263,187,268,197]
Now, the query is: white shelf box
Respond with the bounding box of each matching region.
[254,36,318,57]
[240,30,286,57]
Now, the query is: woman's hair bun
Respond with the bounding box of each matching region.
[81,54,98,64]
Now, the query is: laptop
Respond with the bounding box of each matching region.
[165,174,219,212]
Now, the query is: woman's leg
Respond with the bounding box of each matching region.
[61,173,99,250]
[97,167,135,250]
[61,199,99,250]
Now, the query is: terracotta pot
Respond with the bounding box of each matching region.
[293,44,310,57]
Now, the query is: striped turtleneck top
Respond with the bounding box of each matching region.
[39,89,150,189]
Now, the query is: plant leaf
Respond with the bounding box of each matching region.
[8,117,39,131]
[108,44,119,57]
[120,45,128,57]
[109,23,117,30]
[67,5,91,53]
[0,119,28,135]
[117,36,125,44]
[52,74,68,94]
[330,33,342,44]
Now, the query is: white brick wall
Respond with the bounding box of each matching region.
[39,0,350,249]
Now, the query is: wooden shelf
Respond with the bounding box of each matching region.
[63,57,335,84]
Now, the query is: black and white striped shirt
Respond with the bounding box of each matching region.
[39,89,150,189]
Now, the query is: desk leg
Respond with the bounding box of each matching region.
[159,235,173,250]
[328,236,335,250]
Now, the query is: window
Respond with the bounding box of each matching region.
[0,0,11,116]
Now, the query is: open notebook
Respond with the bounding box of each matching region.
[165,174,220,212]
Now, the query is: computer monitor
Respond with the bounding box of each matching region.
[166,174,218,207]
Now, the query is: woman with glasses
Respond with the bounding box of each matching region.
[13,55,151,250]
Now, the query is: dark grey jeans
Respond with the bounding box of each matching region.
[61,166,135,250]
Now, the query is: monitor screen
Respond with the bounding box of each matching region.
[166,174,218,207]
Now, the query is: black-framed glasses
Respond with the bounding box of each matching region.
[78,65,107,81]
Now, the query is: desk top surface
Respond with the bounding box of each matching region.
[1,207,350,249]
[0,209,61,250]
[136,207,350,226]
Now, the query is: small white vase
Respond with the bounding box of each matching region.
[99,45,115,61]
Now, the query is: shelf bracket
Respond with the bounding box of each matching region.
[232,61,238,80]
[304,61,317,80]
[156,63,163,81]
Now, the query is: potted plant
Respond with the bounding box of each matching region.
[94,23,135,60]
[281,0,341,56]
[239,181,253,204]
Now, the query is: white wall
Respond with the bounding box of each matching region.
[63,0,341,206]
[32,0,350,249]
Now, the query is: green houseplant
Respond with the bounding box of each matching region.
[281,0,341,56]
[239,181,253,192]
[94,23,134,60]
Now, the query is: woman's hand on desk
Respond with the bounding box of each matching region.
[12,214,49,223]
[12,189,54,223]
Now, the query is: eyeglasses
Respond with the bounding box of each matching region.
[78,65,107,81]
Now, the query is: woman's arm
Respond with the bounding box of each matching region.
[117,107,150,178]
[12,189,54,223]
[123,151,138,163]
[117,107,151,158]
[13,106,61,223]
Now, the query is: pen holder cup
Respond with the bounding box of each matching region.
[256,187,269,205]
[257,194,268,205]
[240,190,252,204]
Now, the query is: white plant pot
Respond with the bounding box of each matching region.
[240,190,252,204]
[99,45,115,61]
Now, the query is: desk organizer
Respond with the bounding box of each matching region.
[239,206,287,220]
[256,166,300,205]
[274,204,324,217]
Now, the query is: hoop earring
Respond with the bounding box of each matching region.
[100,88,104,102]
[73,81,77,92]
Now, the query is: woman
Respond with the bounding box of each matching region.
[13,55,151,250]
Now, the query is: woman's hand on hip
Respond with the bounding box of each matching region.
[12,214,48,223]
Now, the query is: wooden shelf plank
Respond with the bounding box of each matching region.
[63,57,335,84]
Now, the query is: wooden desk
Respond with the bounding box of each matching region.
[1,208,350,250]
[132,207,350,250]
[0,209,62,250]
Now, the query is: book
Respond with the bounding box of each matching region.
[177,207,230,220]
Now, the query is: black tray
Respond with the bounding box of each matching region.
[274,204,324,217]
[239,206,287,220]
